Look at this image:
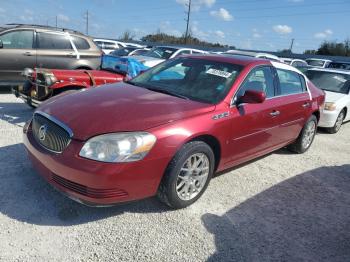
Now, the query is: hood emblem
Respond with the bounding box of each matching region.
[38,125,48,141]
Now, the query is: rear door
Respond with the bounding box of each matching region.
[227,66,281,164]
[35,31,77,69]
[0,29,36,82]
[271,68,311,144]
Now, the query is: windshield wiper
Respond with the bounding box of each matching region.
[145,87,189,100]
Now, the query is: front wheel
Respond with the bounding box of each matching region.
[326,110,345,134]
[288,115,317,154]
[157,141,215,209]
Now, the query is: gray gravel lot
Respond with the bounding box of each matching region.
[0,93,349,262]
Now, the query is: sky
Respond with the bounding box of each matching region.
[0,0,349,53]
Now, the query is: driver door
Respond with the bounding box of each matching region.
[227,66,281,165]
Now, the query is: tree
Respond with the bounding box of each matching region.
[304,39,350,56]
[120,30,135,41]
[140,31,231,48]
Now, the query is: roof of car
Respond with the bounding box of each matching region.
[307,67,350,75]
[2,24,84,35]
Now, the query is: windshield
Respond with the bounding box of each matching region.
[144,47,178,59]
[111,47,137,57]
[129,57,243,104]
[305,70,350,94]
[306,59,325,67]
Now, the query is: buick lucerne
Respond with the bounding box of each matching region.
[23,55,325,209]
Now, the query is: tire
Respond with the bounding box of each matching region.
[326,110,345,134]
[288,115,317,154]
[157,141,215,209]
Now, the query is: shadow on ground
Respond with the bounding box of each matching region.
[0,143,167,226]
[0,102,33,127]
[203,165,350,262]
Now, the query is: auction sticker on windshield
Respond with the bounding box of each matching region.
[206,68,232,78]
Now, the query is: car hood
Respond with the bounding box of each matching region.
[38,83,215,141]
[324,91,347,103]
[48,69,124,82]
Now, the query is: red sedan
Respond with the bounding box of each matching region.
[23,55,325,209]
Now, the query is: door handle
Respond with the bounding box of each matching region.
[270,110,280,117]
[67,53,76,58]
[302,102,310,108]
[23,52,33,56]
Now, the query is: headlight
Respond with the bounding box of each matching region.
[79,132,157,163]
[22,68,34,77]
[45,74,57,86]
[324,102,337,111]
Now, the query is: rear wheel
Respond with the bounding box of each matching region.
[157,141,215,209]
[288,115,317,154]
[326,110,345,134]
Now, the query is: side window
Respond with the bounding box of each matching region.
[0,30,33,49]
[237,66,275,98]
[37,32,72,49]
[71,36,90,49]
[276,69,305,95]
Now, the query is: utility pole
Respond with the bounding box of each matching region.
[184,0,191,44]
[55,16,57,28]
[85,10,89,35]
[290,38,295,53]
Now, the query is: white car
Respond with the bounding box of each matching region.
[131,46,208,67]
[305,68,350,133]
[281,58,308,68]
[225,50,282,62]
[93,39,145,54]
[305,58,332,68]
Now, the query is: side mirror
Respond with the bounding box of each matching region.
[0,40,3,49]
[239,90,266,104]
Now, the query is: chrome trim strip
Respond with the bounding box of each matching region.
[35,111,74,138]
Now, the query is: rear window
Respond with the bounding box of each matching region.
[305,70,350,94]
[276,69,306,95]
[328,62,350,70]
[71,36,90,49]
[37,32,72,49]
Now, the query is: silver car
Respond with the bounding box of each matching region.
[0,24,101,87]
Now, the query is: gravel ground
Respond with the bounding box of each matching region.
[0,93,349,262]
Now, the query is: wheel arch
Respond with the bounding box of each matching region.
[186,134,222,172]
[312,110,320,122]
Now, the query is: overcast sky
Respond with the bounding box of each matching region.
[0,0,349,53]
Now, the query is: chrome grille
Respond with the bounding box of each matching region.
[32,113,72,153]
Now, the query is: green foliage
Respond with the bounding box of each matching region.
[141,32,232,48]
[304,39,350,56]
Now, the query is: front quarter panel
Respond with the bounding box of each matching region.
[147,103,232,175]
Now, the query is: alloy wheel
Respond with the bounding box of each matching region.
[176,153,210,201]
[302,120,316,149]
[334,112,345,132]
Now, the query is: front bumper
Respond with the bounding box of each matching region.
[318,110,339,128]
[23,126,170,206]
[12,86,41,107]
